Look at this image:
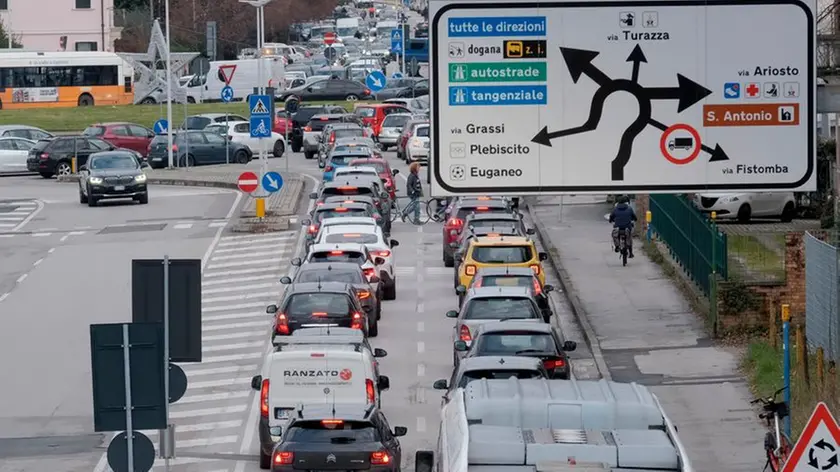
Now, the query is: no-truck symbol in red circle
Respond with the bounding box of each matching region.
[339,369,353,381]
[659,123,701,165]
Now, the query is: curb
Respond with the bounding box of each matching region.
[524,199,612,381]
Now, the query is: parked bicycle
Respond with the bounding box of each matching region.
[751,386,791,472]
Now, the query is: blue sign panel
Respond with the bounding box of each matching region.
[366,70,387,92]
[391,72,404,79]
[250,116,272,138]
[447,17,546,37]
[448,85,548,106]
[153,119,168,134]
[220,85,234,103]
[391,29,403,53]
[262,171,284,193]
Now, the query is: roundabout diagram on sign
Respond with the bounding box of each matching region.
[531,44,730,181]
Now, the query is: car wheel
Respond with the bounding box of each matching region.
[444,252,454,267]
[79,188,88,204]
[186,96,196,104]
[780,202,795,222]
[88,195,98,207]
[77,93,94,106]
[380,144,389,151]
[345,94,359,101]
[39,172,53,179]
[273,140,285,157]
[56,161,72,176]
[737,204,752,223]
[369,317,379,337]
[137,192,149,204]
[376,301,382,320]
[179,154,196,167]
[384,277,396,301]
[140,97,156,105]
[235,150,249,164]
[259,450,270,469]
[304,151,314,160]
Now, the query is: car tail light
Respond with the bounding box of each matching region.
[364,88,372,95]
[351,312,363,330]
[308,225,318,234]
[459,324,471,342]
[39,153,50,160]
[275,313,289,335]
[357,289,371,300]
[373,250,390,258]
[260,379,270,417]
[325,165,333,172]
[329,133,335,143]
[476,206,489,211]
[335,207,349,212]
[312,311,327,317]
[273,451,294,465]
[365,379,376,404]
[371,451,391,465]
[532,278,542,295]
[338,186,358,190]
[530,264,541,275]
[543,358,565,370]
[320,117,329,121]
[321,419,344,426]
[304,126,312,132]
[465,265,476,276]
[363,267,375,279]
[330,250,344,255]
[447,218,464,228]
[172,144,178,152]
[477,196,491,200]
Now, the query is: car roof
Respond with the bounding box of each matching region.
[91,122,135,126]
[323,195,375,203]
[290,326,364,339]
[334,136,375,145]
[330,148,373,156]
[349,157,387,166]
[466,286,534,299]
[464,226,520,238]
[0,136,33,142]
[471,236,531,245]
[285,281,351,294]
[356,103,404,109]
[324,224,380,236]
[324,178,378,188]
[192,113,231,118]
[310,242,367,252]
[458,199,509,209]
[475,266,535,277]
[0,125,45,131]
[467,212,519,221]
[293,403,375,421]
[335,166,378,173]
[315,202,368,210]
[296,261,362,272]
[475,320,555,335]
[311,113,351,120]
[459,356,543,370]
[329,123,363,129]
[320,216,377,226]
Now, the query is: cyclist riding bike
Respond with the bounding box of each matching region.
[609,195,637,258]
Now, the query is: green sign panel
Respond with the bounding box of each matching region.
[449,62,547,83]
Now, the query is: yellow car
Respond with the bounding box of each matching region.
[457,236,547,288]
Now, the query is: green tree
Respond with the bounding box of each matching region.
[115,0,148,9]
[0,19,21,48]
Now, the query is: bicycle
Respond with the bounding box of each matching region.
[393,196,431,225]
[425,198,450,223]
[751,386,791,472]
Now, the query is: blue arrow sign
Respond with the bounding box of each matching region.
[391,29,403,54]
[262,171,283,193]
[153,119,168,135]
[391,72,404,79]
[366,70,387,92]
[221,85,234,103]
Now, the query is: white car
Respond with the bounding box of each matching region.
[334,165,380,181]
[293,242,385,296]
[314,224,398,300]
[314,217,379,242]
[0,137,35,173]
[204,121,286,158]
[693,192,797,222]
[406,123,430,164]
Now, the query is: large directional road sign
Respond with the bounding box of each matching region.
[430,4,815,196]
[391,28,403,54]
[262,171,284,193]
[249,94,273,139]
[366,70,387,93]
[238,171,259,193]
[153,119,168,135]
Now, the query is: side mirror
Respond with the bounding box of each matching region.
[432,379,448,390]
[526,228,535,235]
[373,348,387,358]
[539,252,548,261]
[445,310,458,318]
[563,341,577,352]
[266,304,278,314]
[301,218,311,226]
[251,375,262,390]
[390,239,399,247]
[393,426,408,437]
[363,305,372,312]
[543,284,554,292]
[79,165,88,171]
[453,340,468,352]
[455,285,466,295]
[377,375,390,390]
[391,169,399,175]
[280,276,292,284]
[309,192,318,199]
[374,257,386,265]
[291,257,302,266]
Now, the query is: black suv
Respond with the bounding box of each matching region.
[26,136,132,178]
[289,105,346,152]
[268,404,406,472]
[266,281,373,339]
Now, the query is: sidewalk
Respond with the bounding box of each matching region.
[528,196,766,472]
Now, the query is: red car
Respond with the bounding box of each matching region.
[353,103,410,137]
[349,157,399,199]
[82,122,155,157]
[273,111,292,135]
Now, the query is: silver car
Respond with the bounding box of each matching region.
[303,113,358,160]
[377,113,412,150]
[432,356,547,404]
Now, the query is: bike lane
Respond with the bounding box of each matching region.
[527,195,766,471]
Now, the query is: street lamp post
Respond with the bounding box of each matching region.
[165,0,174,169]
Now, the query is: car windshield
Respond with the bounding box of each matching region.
[330,155,357,166]
[310,250,366,264]
[322,187,374,197]
[352,162,385,173]
[335,129,364,139]
[356,108,375,118]
[285,421,378,443]
[463,297,538,320]
[309,118,341,131]
[296,269,363,284]
[82,126,105,136]
[316,208,370,222]
[471,245,533,264]
[286,293,352,316]
[456,207,509,220]
[325,233,379,244]
[475,332,557,356]
[90,155,138,169]
[184,117,211,129]
[334,145,371,155]
[382,115,410,127]
[479,276,533,288]
[458,369,543,388]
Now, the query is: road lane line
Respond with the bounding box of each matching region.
[11,199,43,232]
[177,391,250,404]
[143,420,243,436]
[32,232,51,237]
[417,321,424,332]
[0,216,24,221]
[203,330,266,341]
[212,243,290,254]
[167,435,239,448]
[169,404,248,419]
[202,341,264,353]
[202,282,278,295]
[206,257,283,269]
[33,258,43,267]
[203,320,270,331]
[16,274,27,283]
[181,364,258,377]
[59,234,69,242]
[203,292,274,304]
[417,302,424,313]
[417,363,425,377]
[202,273,278,286]
[203,266,280,278]
[203,301,267,313]
[47,248,55,253]
[188,377,255,390]
[199,352,264,363]
[416,416,427,433]
[211,250,285,261]
[417,341,425,353]
[220,232,296,242]
[0,293,8,303]
[203,311,268,321]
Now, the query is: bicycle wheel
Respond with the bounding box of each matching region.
[766,432,793,472]
[426,199,445,223]
[390,197,408,223]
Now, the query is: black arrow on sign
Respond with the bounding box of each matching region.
[643,74,713,113]
[559,47,611,87]
[648,119,730,162]
[626,44,647,83]
[812,448,822,469]
[817,439,837,452]
[824,454,839,470]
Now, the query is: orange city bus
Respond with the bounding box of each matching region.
[0,51,134,110]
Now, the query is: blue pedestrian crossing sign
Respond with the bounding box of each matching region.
[249,94,272,139]
[391,72,404,79]
[391,29,403,54]
[262,171,283,193]
[221,85,234,103]
[366,70,387,92]
[153,119,168,135]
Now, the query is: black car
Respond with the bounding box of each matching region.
[269,404,406,472]
[266,281,373,339]
[284,79,373,102]
[26,136,132,178]
[282,262,382,323]
[414,22,429,38]
[146,131,252,168]
[290,105,347,152]
[396,79,429,99]
[77,151,150,206]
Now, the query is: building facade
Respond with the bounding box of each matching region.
[0,0,122,52]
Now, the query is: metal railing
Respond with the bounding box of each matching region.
[805,231,840,360]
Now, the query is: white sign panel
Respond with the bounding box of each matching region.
[430,0,816,195]
[11,87,59,103]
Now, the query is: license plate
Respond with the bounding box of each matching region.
[114,185,125,191]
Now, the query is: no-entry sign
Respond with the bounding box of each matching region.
[237,171,259,193]
[324,32,336,45]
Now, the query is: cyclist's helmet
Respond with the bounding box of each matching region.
[618,195,630,204]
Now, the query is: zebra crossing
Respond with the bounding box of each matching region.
[0,199,40,231]
[141,230,300,472]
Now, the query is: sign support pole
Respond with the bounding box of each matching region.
[164,0,174,169]
[225,113,230,165]
[162,255,171,472]
[284,117,290,173]
[122,323,135,472]
[400,22,406,76]
[781,304,791,440]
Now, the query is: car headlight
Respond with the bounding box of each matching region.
[722,196,739,203]
[89,177,103,185]
[135,174,147,183]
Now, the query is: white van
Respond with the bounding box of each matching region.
[250,348,391,467]
[336,17,361,40]
[185,58,286,103]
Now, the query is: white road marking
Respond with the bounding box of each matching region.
[202,301,268,313]
[33,258,43,267]
[209,220,228,228]
[0,223,16,228]
[177,391,250,404]
[16,274,27,284]
[203,266,280,278]
[202,282,278,295]
[417,302,424,313]
[203,330,265,341]
[206,257,283,269]
[220,232,296,242]
[0,293,8,303]
[211,250,286,261]
[203,292,274,304]
[203,320,270,331]
[0,234,14,237]
[142,420,243,436]
[47,248,55,253]
[168,404,248,419]
[416,416,427,433]
[203,311,269,321]
[173,223,194,229]
[202,273,278,286]
[165,435,240,448]
[212,243,290,254]
[32,233,51,237]
[11,200,43,232]
[417,321,425,332]
[417,363,425,377]
[68,231,86,236]
[59,235,69,242]
[0,216,24,221]
[181,364,258,377]
[188,377,255,390]
[203,341,264,353]
[417,341,425,353]
[200,352,264,363]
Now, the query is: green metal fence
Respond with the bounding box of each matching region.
[649,194,728,296]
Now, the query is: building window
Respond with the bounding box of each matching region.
[75,41,98,51]
[0,0,8,11]
[75,0,91,9]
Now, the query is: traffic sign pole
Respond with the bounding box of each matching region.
[122,324,135,472]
